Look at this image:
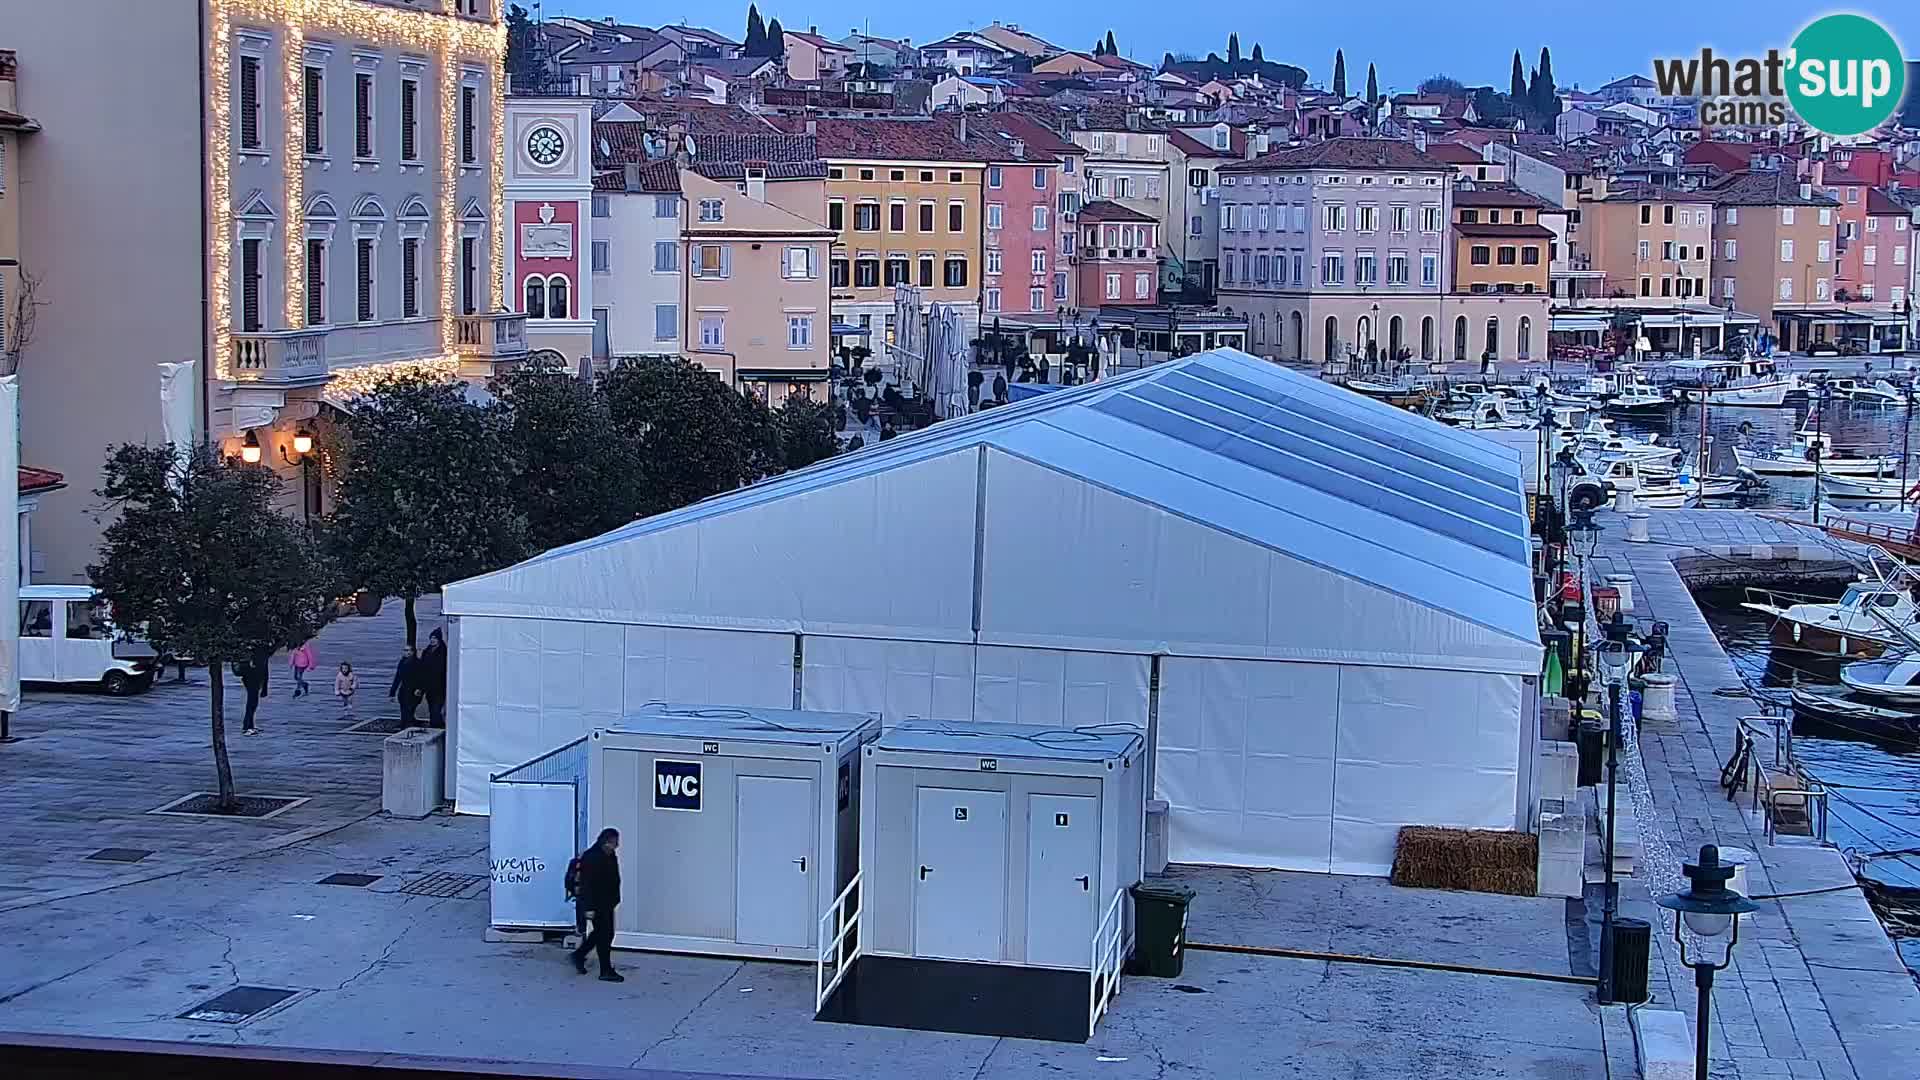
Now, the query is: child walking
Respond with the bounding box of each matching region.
[335,661,358,716]
[290,640,316,698]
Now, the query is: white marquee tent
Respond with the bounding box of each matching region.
[442,349,1542,875]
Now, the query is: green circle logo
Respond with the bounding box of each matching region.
[1786,14,1906,137]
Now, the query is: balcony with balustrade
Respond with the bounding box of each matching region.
[454,310,530,375]
[230,328,331,386]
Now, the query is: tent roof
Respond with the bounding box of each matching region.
[446,350,1538,665]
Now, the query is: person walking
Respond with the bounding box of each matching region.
[335,661,358,717]
[239,646,270,736]
[420,628,449,728]
[389,647,421,725]
[568,828,623,982]
[289,640,316,698]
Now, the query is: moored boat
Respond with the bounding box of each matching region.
[1839,655,1920,703]
[1742,580,1920,658]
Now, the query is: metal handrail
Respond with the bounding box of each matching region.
[1766,784,1830,845]
[1087,887,1127,1038]
[815,871,862,1013]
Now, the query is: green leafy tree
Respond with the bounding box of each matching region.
[90,444,331,813]
[1227,34,1241,65]
[328,373,527,647]
[1251,43,1263,63]
[490,358,648,552]
[1419,74,1466,95]
[1103,30,1117,57]
[773,396,842,472]
[1332,49,1347,97]
[744,5,766,56]
[1162,51,1176,71]
[766,18,786,61]
[601,357,777,514]
[505,4,544,92]
[1366,63,1379,105]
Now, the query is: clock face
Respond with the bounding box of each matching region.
[527,126,565,166]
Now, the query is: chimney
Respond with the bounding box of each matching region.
[1800,181,1813,200]
[958,113,968,141]
[809,25,817,35]
[746,166,767,201]
[806,117,817,136]
[624,162,642,192]
[1412,128,1428,153]
[1011,138,1025,159]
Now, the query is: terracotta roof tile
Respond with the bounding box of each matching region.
[592,161,680,193]
[1701,170,1839,207]
[1219,137,1450,173]
[19,466,64,494]
[1076,199,1156,223]
[1452,183,1560,210]
[1454,221,1557,239]
[802,117,1013,163]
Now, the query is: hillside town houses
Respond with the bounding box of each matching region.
[8,3,1920,582]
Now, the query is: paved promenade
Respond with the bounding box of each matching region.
[1589,508,1920,1079]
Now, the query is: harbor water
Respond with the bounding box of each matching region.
[1693,585,1920,981]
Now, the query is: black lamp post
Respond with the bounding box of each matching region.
[279,426,316,525]
[1658,845,1759,1080]
[1595,614,1641,1003]
[1566,506,1600,702]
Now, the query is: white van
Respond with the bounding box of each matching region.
[17,585,157,695]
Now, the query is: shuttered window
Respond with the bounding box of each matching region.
[241,239,262,331]
[400,79,418,161]
[356,238,375,321]
[402,238,420,317]
[305,239,326,324]
[303,67,324,154]
[238,55,262,149]
[460,87,477,163]
[354,73,373,158]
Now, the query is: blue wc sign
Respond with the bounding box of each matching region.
[654,759,702,811]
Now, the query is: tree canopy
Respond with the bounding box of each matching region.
[327,373,527,646]
[90,443,332,811]
[1366,63,1379,105]
[1419,74,1467,95]
[765,18,786,60]
[504,4,545,92]
[1104,30,1118,56]
[744,5,766,56]
[1227,34,1240,65]
[600,357,776,514]
[489,357,648,553]
[1251,43,1263,63]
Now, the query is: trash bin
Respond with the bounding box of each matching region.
[382,727,445,818]
[1128,880,1196,978]
[1608,917,1652,1004]
[1575,718,1605,787]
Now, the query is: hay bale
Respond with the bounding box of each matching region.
[1390,826,1539,896]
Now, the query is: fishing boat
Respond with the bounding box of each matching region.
[1665,357,1794,407]
[1839,655,1920,703]
[1602,369,1672,415]
[1821,473,1918,501]
[1825,377,1905,406]
[1790,687,1920,731]
[1730,427,1903,476]
[1346,377,1432,409]
[1438,395,1533,429]
[1741,580,1920,657]
[1585,435,1684,464]
[1697,471,1764,499]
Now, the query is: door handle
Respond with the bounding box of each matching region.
[919,865,932,880]
[1076,875,1090,891]
[794,857,808,873]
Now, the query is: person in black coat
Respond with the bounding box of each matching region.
[388,647,421,724]
[569,829,623,981]
[239,644,271,735]
[419,629,449,727]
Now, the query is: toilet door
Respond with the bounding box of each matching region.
[912,787,1007,961]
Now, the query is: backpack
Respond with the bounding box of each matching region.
[563,856,581,901]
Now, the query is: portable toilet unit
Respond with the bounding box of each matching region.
[818,720,1146,1043]
[586,704,879,961]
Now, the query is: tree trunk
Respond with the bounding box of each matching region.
[209,658,236,813]
[403,594,418,649]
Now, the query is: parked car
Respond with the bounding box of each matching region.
[17,584,157,694]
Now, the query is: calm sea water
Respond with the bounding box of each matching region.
[1691,585,1920,978]
[1612,399,1920,509]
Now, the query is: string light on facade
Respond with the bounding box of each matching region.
[204,0,507,378]
[489,61,506,310]
[322,355,461,406]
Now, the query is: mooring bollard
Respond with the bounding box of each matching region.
[1626,513,1651,543]
[1607,573,1635,612]
[1640,673,1677,723]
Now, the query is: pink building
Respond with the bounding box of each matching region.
[980,113,1085,313]
[980,146,1061,318]
[1074,200,1159,309]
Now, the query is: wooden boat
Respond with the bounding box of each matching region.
[1839,656,1920,703]
[1790,686,1919,728]
[1740,580,1920,658]
[1821,473,1918,501]
[1732,443,1903,476]
[1666,358,1794,407]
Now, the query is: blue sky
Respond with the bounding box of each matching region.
[533,2,1919,92]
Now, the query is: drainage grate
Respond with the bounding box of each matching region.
[399,871,487,898]
[86,848,153,864]
[318,873,381,887]
[180,985,299,1024]
[342,717,415,736]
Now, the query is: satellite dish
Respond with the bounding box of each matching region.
[642,132,666,159]
[597,137,610,157]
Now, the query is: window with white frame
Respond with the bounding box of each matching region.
[1818,239,1831,261]
[1869,215,1881,233]
[1864,244,1877,266]
[1322,204,1346,231]
[988,166,1002,189]
[460,82,478,164]
[400,237,422,317]
[1223,252,1236,284]
[355,237,377,321]
[698,315,724,349]
[400,76,420,162]
[1390,205,1409,232]
[1421,251,1437,286]
[987,203,1003,230]
[654,241,677,272]
[591,195,610,218]
[1724,240,1736,260]
[354,71,375,159]
[238,53,263,150]
[1191,215,1203,236]
[1358,205,1378,231]
[985,248,1003,275]
[1781,206,1795,225]
[1054,271,1068,300]
[1031,249,1046,274]
[1257,204,1270,231]
[592,240,610,273]
[655,195,678,218]
[1862,282,1876,300]
[1033,205,1048,231]
[1421,204,1441,232]
[1029,286,1045,311]
[303,64,326,154]
[694,244,729,278]
[1321,250,1344,284]
[1897,246,1908,266]
[984,287,1001,312]
[787,314,813,349]
[1781,239,1794,261]
[1894,286,1907,305]
[1355,250,1377,285]
[698,199,724,223]
[1816,277,1829,300]
[1779,277,1792,299]
[1135,272,1150,298]
[1034,167,1047,189]
[1105,273,1121,299]
[654,303,676,342]
[305,238,328,324]
[784,247,814,278]
[1387,252,1408,285]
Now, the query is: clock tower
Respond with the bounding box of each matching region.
[505,96,595,365]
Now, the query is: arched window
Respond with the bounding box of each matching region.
[1356,315,1371,349]
[1323,315,1339,361]
[1389,315,1404,359]
[1453,316,1468,361]
[547,276,569,320]
[524,276,546,319]
[1485,316,1500,359]
[1257,312,1267,346]
[1518,316,1532,360]
[1290,311,1304,361]
[1421,316,1434,361]
[523,274,571,320]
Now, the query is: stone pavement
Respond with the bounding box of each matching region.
[1587,507,1920,1079]
[0,595,441,913]
[0,809,1612,1079]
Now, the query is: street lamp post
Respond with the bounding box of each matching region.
[1658,845,1759,1080]
[1595,614,1639,1003]
[280,426,316,525]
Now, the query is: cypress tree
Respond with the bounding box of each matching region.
[744,5,765,57]
[1251,43,1263,63]
[1534,47,1559,127]
[1228,33,1241,65]
[1332,49,1346,97]
[1509,50,1527,120]
[766,18,785,60]
[1366,63,1379,105]
[1104,30,1118,57]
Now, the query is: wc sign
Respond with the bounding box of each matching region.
[654,759,702,811]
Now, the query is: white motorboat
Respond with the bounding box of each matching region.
[1666,357,1795,407]
[1698,473,1760,499]
[1839,655,1920,703]
[1732,445,1903,476]
[1824,377,1904,406]
[1586,436,1684,464]
[1820,473,1918,501]
[1571,455,1697,508]
[1741,580,1920,657]
[1440,395,1533,429]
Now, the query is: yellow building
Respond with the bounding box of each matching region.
[810,117,1006,347]
[1583,184,1714,303]
[1451,187,1554,295]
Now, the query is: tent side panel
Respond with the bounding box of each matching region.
[1329,667,1523,876]
[799,636,976,721]
[453,619,792,812]
[1154,657,1339,873]
[970,646,1150,732]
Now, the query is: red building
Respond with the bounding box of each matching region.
[980,144,1061,319]
[1074,200,1159,309]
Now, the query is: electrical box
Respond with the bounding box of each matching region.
[858,720,1146,971]
[587,703,879,961]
